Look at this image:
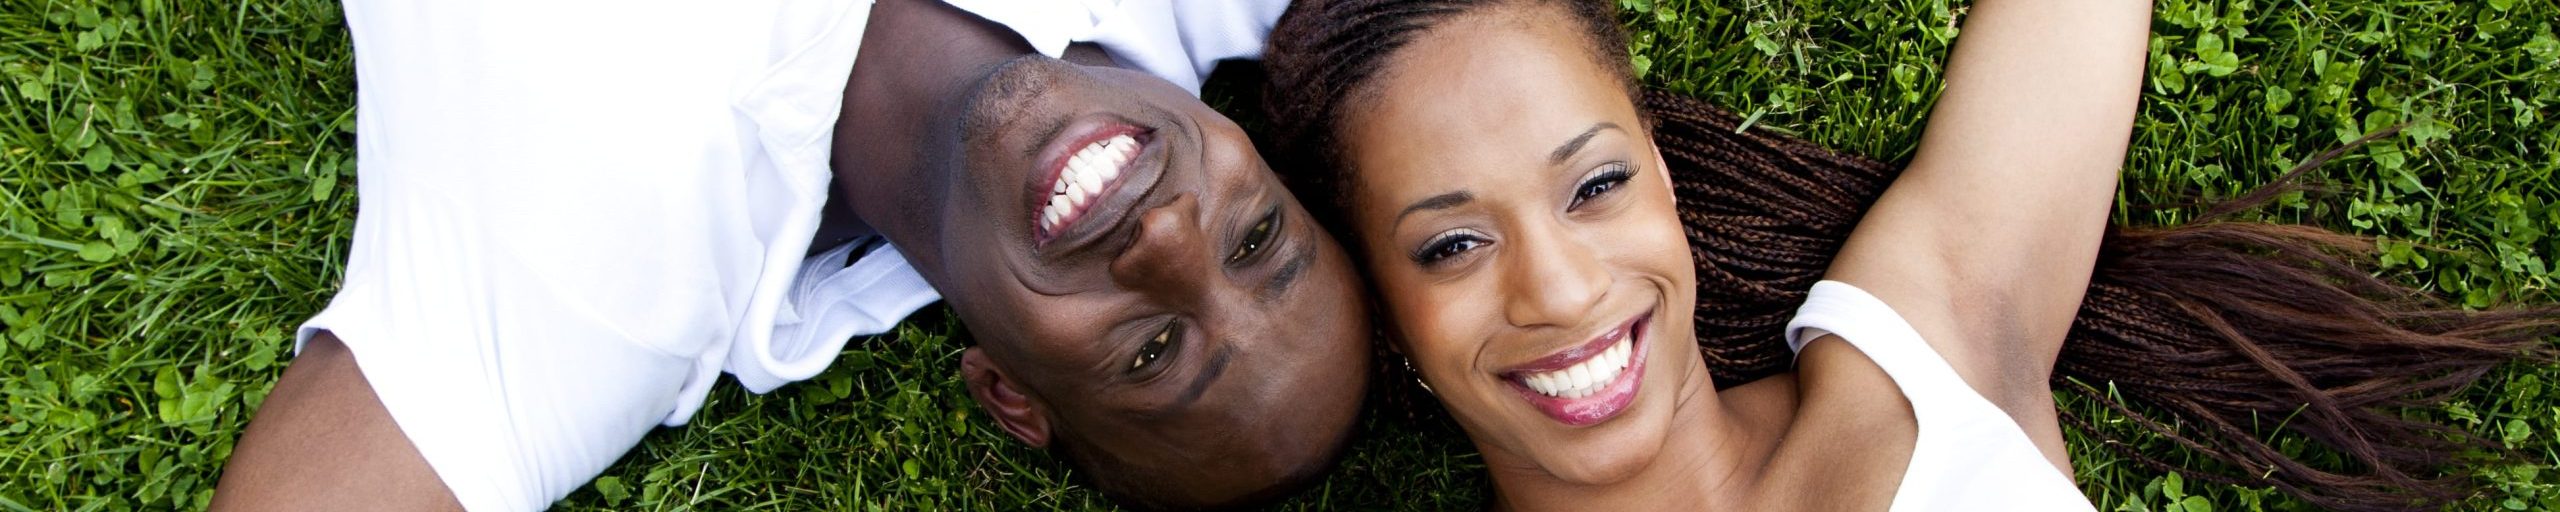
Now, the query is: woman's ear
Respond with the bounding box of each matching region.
[960,348,1052,448]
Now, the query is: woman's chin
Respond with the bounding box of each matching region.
[1515,402,1678,487]
[1466,401,1669,489]
[1529,427,1666,486]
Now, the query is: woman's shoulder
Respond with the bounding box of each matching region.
[1788,279,2073,472]
[1790,280,2058,429]
[1746,334,1919,512]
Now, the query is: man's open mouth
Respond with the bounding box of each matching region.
[1032,119,1154,247]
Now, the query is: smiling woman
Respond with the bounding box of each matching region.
[1332,20,1705,486]
[1259,0,2560,510]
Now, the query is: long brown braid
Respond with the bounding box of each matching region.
[1643,96,1884,386]
[1262,0,2560,510]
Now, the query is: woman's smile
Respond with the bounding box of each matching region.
[1301,0,1709,489]
[1501,312,1652,426]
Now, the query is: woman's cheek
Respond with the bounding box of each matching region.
[1634,185,1698,295]
[1375,271,1443,352]
[1388,276,1489,392]
[1393,281,1466,358]
[1632,181,1687,253]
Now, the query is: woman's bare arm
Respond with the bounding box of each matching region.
[1817,0,2151,467]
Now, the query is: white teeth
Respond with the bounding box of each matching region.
[1066,156,1091,179]
[1039,134,1145,237]
[1074,161,1106,193]
[1518,337,1636,399]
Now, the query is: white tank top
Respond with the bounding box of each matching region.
[1784,281,2098,512]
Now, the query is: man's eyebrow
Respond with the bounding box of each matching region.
[1167,342,1232,414]
[1258,243,1313,304]
[1549,122,1621,165]
[1393,191,1473,228]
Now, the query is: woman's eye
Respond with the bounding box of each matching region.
[1227,208,1280,264]
[1133,321,1179,371]
[1412,233,1487,266]
[1570,163,1633,209]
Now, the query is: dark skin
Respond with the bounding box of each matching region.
[209,332,460,511]
[834,1,1370,505]
[214,0,1371,509]
[1313,0,2142,509]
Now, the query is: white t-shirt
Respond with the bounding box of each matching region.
[1786,281,2097,511]
[306,0,1289,424]
[947,0,1289,94]
[298,1,1283,509]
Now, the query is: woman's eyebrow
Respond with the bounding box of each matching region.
[1550,122,1622,165]
[1394,191,1474,228]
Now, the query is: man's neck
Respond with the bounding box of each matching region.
[820,0,1032,253]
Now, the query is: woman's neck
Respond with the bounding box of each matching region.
[1483,357,1800,512]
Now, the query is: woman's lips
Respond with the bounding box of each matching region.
[1503,313,1652,427]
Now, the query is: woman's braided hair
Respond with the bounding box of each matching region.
[1261,0,2560,510]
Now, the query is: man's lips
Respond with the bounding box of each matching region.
[1502,313,1652,427]
[1030,116,1158,249]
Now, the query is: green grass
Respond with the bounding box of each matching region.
[1,0,2553,510]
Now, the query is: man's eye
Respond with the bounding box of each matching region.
[1133,321,1179,370]
[1412,233,1487,266]
[1227,208,1280,264]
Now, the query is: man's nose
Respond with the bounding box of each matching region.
[1501,220,1608,329]
[1110,194,1211,300]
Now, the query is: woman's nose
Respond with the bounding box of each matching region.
[1500,220,1609,329]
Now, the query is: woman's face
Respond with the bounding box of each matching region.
[1335,8,1704,484]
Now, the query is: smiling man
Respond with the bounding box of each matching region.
[209,0,1370,510]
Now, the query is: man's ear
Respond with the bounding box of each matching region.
[961,347,1052,448]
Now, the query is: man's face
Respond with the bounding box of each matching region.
[935,55,1371,506]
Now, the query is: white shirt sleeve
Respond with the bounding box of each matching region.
[944,0,1291,94]
[299,1,876,508]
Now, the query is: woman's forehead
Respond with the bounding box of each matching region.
[1352,14,1632,148]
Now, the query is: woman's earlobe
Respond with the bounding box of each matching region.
[960,348,1053,448]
